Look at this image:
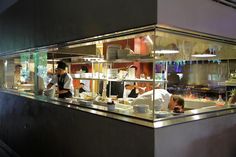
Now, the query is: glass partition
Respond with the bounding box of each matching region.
[66,30,156,120]
[1,27,236,121]
[153,28,236,119]
[3,53,35,93]
[2,51,48,95]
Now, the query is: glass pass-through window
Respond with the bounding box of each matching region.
[2,51,48,95]
[0,28,236,121]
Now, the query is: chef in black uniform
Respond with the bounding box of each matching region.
[47,61,74,98]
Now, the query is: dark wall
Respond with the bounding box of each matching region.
[0,91,154,157]
[0,0,157,54]
[0,0,34,53]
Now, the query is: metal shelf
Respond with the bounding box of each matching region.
[225,80,236,86]
[72,77,167,83]
[70,57,154,64]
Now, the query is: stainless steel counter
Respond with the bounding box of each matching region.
[0,89,236,157]
[1,89,236,128]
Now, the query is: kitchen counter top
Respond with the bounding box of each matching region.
[1,89,236,128]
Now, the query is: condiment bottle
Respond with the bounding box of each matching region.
[216,95,225,106]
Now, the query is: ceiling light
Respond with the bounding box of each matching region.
[153,43,179,54]
[192,48,217,58]
[191,54,216,57]
[47,59,60,62]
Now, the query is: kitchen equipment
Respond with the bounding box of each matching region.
[128,68,136,79]
[107,68,118,79]
[117,49,129,59]
[106,44,121,60]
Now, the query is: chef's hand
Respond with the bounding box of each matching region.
[137,87,146,95]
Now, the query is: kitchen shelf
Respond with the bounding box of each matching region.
[70,57,154,64]
[72,77,167,83]
[225,80,236,86]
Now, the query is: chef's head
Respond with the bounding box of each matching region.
[168,95,184,112]
[81,66,88,73]
[15,64,22,73]
[56,61,67,75]
[125,84,134,90]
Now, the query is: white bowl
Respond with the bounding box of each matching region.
[133,105,149,113]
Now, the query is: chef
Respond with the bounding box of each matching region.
[131,89,184,112]
[13,64,22,88]
[47,61,74,98]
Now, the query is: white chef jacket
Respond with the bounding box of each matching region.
[50,73,74,96]
[131,89,171,111]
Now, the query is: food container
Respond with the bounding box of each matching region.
[107,104,115,111]
[133,105,149,113]
[110,95,118,100]
[107,69,118,79]
[79,100,92,106]
[79,92,97,100]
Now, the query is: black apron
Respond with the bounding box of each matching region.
[128,88,138,98]
[127,82,138,98]
[79,87,86,93]
[58,73,72,98]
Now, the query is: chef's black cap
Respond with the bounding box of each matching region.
[15,64,22,68]
[56,61,67,70]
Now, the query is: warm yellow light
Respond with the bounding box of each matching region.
[153,50,179,54]
[192,54,216,57]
